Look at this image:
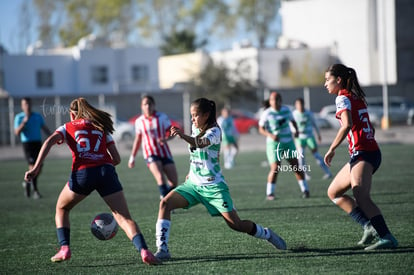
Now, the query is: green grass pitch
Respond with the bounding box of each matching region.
[0,144,413,274]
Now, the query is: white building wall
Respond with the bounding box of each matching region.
[3,54,76,96]
[280,0,396,85]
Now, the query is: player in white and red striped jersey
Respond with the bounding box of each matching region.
[128,95,178,198]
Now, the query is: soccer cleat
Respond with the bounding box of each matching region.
[266,194,275,201]
[364,234,398,251]
[33,191,42,199]
[154,248,171,260]
[265,228,287,250]
[358,223,377,246]
[51,245,71,262]
[140,249,161,265]
[302,191,310,198]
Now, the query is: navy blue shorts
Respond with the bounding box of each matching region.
[145,155,174,166]
[69,164,123,197]
[22,141,42,164]
[350,150,381,174]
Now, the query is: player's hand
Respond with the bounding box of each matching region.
[128,156,135,168]
[170,126,183,138]
[24,168,38,182]
[271,134,279,142]
[324,149,335,167]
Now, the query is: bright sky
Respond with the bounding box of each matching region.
[0,0,26,53]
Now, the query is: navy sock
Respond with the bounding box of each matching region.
[158,184,170,197]
[349,207,370,228]
[132,234,148,252]
[370,215,391,238]
[56,227,70,246]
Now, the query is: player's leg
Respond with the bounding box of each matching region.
[155,190,190,259]
[350,160,398,249]
[221,210,287,250]
[148,160,170,198]
[162,162,178,190]
[266,161,279,200]
[103,191,159,264]
[30,142,43,198]
[51,184,86,262]
[287,157,310,198]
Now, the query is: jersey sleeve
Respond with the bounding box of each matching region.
[55,125,66,144]
[134,117,142,135]
[335,95,351,119]
[204,126,221,146]
[258,109,268,127]
[14,114,22,130]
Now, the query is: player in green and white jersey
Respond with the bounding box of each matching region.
[293,98,332,180]
[154,98,287,260]
[217,106,239,169]
[259,92,310,200]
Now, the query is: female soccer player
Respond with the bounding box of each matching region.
[259,92,310,200]
[292,98,332,180]
[128,95,178,198]
[324,64,398,250]
[153,98,287,260]
[24,98,159,265]
[217,106,239,169]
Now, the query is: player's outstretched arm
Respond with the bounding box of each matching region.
[24,132,61,182]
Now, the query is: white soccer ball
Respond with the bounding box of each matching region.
[90,213,118,240]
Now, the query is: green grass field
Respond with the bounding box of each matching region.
[1,144,413,274]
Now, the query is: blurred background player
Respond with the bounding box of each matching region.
[293,98,332,180]
[217,106,239,169]
[14,97,51,199]
[128,95,178,199]
[154,97,286,260]
[324,64,398,250]
[259,92,310,199]
[24,97,159,265]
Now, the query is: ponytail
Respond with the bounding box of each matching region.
[327,64,366,102]
[69,98,114,134]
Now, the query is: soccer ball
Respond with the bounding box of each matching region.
[90,213,118,240]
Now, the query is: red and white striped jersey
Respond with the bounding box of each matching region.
[56,119,115,171]
[335,89,379,155]
[134,111,173,159]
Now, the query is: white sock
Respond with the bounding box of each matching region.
[156,219,171,251]
[298,179,309,192]
[254,224,271,240]
[266,183,275,196]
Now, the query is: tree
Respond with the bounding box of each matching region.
[235,0,282,48]
[190,59,258,107]
[160,30,207,56]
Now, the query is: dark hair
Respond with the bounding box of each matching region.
[141,94,155,105]
[191,97,217,137]
[22,97,32,105]
[295,98,304,105]
[70,97,114,134]
[326,64,366,101]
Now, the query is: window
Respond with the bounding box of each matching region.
[91,66,108,84]
[131,65,149,82]
[36,69,53,88]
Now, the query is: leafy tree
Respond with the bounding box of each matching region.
[160,30,207,56]
[190,58,258,107]
[235,0,282,48]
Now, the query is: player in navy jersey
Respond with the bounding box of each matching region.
[24,98,159,265]
[128,95,178,198]
[324,64,397,250]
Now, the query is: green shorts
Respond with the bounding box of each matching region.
[266,140,298,164]
[174,180,234,216]
[295,136,318,151]
[222,136,237,147]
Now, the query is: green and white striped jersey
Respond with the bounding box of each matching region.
[259,106,294,143]
[292,109,317,139]
[187,125,224,186]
